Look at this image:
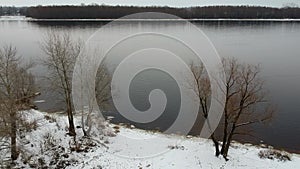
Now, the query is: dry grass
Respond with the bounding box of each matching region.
[258,149,291,162]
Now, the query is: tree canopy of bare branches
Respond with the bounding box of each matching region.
[189,58,274,160]
[41,32,81,136]
[0,45,37,162]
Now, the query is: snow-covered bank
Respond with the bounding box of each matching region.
[0,16,28,21]
[72,125,300,169]
[1,110,299,168]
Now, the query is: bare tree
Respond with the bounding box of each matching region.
[0,45,37,162]
[220,58,273,160]
[189,62,220,156]
[81,63,111,137]
[189,58,273,160]
[95,63,111,110]
[41,32,81,136]
[73,45,112,137]
[219,58,240,157]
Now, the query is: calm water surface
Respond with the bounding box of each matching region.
[0,19,299,153]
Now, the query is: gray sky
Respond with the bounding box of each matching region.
[0,0,299,7]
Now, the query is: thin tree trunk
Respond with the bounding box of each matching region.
[222,124,236,160]
[220,111,228,155]
[81,111,88,136]
[211,134,220,156]
[66,96,76,136]
[10,110,18,161]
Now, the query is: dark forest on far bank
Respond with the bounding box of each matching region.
[1,5,300,19]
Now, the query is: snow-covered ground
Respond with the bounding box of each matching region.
[79,127,300,169]
[0,16,28,21]
[1,110,299,168]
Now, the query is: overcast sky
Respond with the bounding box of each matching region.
[0,0,299,7]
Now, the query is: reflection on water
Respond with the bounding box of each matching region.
[0,20,299,153]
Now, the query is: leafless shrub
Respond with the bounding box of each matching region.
[44,114,57,123]
[19,118,39,133]
[168,145,185,150]
[258,149,291,162]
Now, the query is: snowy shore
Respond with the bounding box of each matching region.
[1,110,299,168]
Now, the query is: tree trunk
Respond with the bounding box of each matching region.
[220,112,228,155]
[66,96,76,136]
[67,109,76,136]
[222,125,235,160]
[222,138,231,160]
[10,110,18,161]
[211,134,220,156]
[81,111,88,137]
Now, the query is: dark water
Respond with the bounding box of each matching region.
[0,19,299,153]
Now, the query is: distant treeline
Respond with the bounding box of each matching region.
[0,6,27,16]
[24,5,300,19]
